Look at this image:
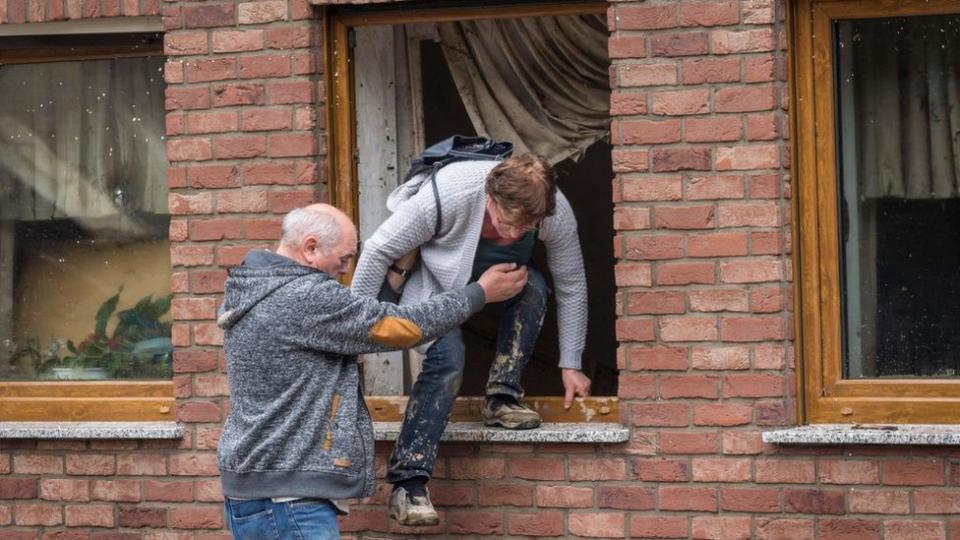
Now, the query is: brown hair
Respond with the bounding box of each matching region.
[484,154,557,225]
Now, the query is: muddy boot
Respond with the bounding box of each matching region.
[482,394,541,430]
[389,480,439,526]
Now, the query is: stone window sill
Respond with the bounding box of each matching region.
[373,421,629,443]
[763,424,960,446]
[0,422,183,440]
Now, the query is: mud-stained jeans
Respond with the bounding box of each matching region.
[386,267,550,484]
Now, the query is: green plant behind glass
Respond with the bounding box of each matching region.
[63,289,174,379]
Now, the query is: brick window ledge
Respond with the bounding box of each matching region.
[764,424,960,446]
[373,422,630,443]
[0,422,183,440]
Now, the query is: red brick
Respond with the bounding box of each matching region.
[237,0,286,24]
[680,1,739,26]
[569,512,624,538]
[619,374,656,399]
[722,431,767,455]
[848,489,910,514]
[265,27,310,49]
[655,205,715,229]
[243,162,297,185]
[630,346,689,371]
[268,133,315,157]
[756,518,815,540]
[167,138,213,161]
[630,515,689,538]
[14,455,62,474]
[241,108,293,131]
[692,516,751,540]
[816,519,881,540]
[190,270,228,294]
[213,135,267,158]
[660,486,716,511]
[92,480,140,502]
[716,144,779,170]
[659,316,718,341]
[14,504,62,526]
[816,460,880,485]
[617,63,678,87]
[185,110,237,134]
[478,484,532,506]
[188,164,240,189]
[185,58,236,83]
[721,487,780,512]
[691,346,750,371]
[693,403,752,426]
[719,202,781,228]
[661,375,719,399]
[217,190,269,213]
[627,291,685,314]
[173,350,218,373]
[612,149,650,172]
[693,457,751,482]
[614,207,651,230]
[245,218,283,240]
[682,57,740,84]
[633,458,690,482]
[720,316,785,341]
[747,112,780,140]
[882,460,945,486]
[448,457,503,480]
[632,402,689,427]
[619,119,681,144]
[165,31,207,55]
[622,176,682,201]
[609,35,646,59]
[239,55,291,79]
[651,89,710,116]
[212,29,264,53]
[194,323,225,346]
[597,486,655,510]
[689,289,749,312]
[169,193,214,215]
[65,453,116,476]
[745,54,777,82]
[39,479,89,502]
[169,453,219,476]
[715,85,776,112]
[686,116,742,142]
[190,219,244,241]
[885,520,945,540]
[784,488,845,514]
[650,32,708,57]
[610,90,648,115]
[182,3,234,28]
[624,234,684,260]
[569,458,627,481]
[616,318,656,342]
[723,373,785,398]
[688,231,749,257]
[660,431,719,454]
[143,480,194,502]
[508,511,564,537]
[65,504,114,527]
[657,262,715,285]
[915,491,960,513]
[118,505,167,528]
[213,83,266,107]
[617,4,676,30]
[447,510,502,535]
[615,262,653,287]
[177,401,221,423]
[170,506,223,529]
[711,29,775,54]
[268,80,313,104]
[536,486,593,508]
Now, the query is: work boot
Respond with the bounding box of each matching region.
[388,482,439,526]
[482,394,541,430]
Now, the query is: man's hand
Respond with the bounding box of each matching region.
[562,368,592,409]
[477,263,528,303]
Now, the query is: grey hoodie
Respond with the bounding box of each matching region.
[217,250,484,500]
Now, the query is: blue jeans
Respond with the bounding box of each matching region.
[224,498,340,540]
[386,267,549,484]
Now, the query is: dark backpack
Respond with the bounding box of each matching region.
[405,135,514,236]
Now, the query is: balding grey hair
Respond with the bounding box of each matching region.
[280,206,341,252]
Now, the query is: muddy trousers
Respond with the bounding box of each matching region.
[386,267,550,484]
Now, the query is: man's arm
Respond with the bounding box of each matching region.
[352,199,435,298]
[303,263,526,356]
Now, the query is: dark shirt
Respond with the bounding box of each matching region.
[470,230,536,281]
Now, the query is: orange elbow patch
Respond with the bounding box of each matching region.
[369,316,423,348]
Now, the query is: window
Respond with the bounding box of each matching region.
[0,30,172,421]
[792,0,960,423]
[326,2,620,421]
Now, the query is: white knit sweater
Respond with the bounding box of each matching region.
[351,160,587,370]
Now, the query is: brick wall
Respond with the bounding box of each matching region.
[3,0,960,538]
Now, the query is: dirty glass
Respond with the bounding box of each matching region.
[836,15,960,378]
[0,44,171,381]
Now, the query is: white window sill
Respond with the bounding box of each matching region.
[373,422,630,443]
[764,424,960,446]
[0,422,183,440]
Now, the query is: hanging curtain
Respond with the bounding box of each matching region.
[0,56,168,233]
[854,17,960,199]
[437,14,610,164]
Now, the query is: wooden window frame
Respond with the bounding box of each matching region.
[325,1,618,423]
[0,36,173,422]
[791,0,960,424]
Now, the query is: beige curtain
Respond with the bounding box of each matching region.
[855,19,960,199]
[437,14,610,164]
[0,56,168,230]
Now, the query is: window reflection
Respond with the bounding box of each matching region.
[0,45,170,381]
[836,15,960,378]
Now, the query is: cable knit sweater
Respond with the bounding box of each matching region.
[351,160,588,369]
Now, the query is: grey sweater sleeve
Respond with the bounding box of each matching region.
[300,279,484,356]
[540,193,588,370]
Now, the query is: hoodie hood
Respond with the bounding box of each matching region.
[217,250,322,330]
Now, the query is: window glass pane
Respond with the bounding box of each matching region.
[0,52,170,381]
[836,15,960,378]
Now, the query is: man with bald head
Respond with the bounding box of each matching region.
[217,204,526,539]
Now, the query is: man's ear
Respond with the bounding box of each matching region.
[302,236,320,265]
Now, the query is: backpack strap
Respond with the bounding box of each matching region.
[429,162,443,237]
